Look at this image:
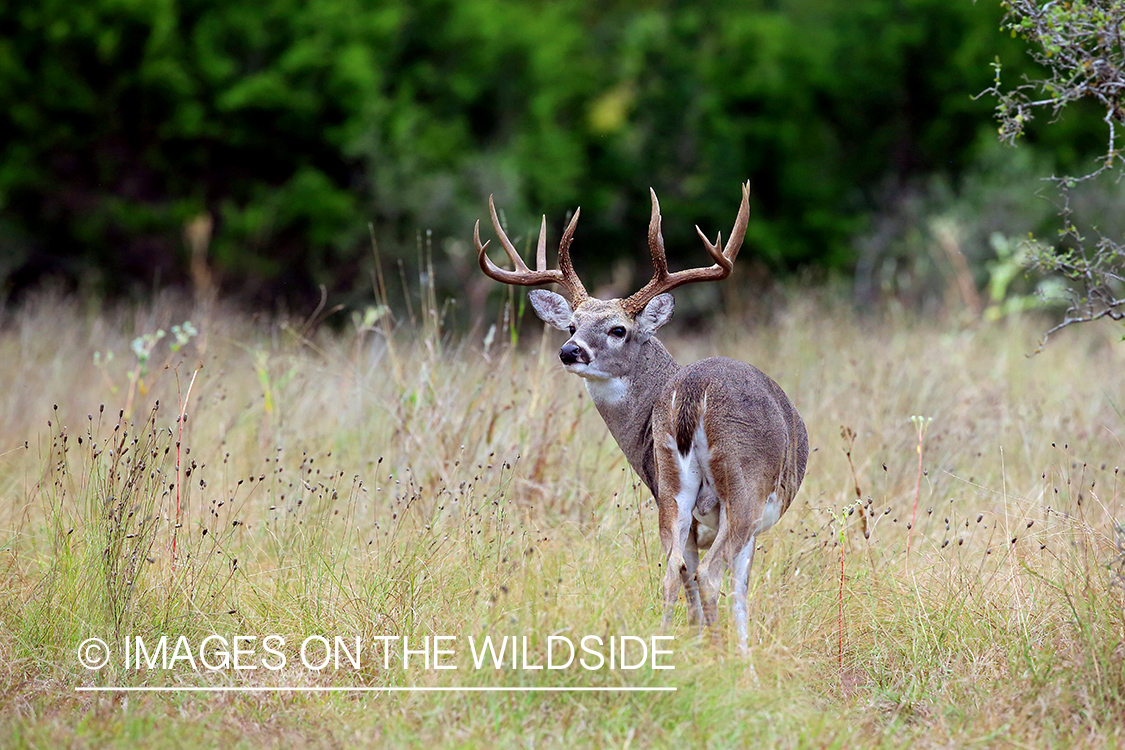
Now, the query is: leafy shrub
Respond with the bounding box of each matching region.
[984,0,1125,342]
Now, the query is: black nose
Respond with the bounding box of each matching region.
[559,342,584,365]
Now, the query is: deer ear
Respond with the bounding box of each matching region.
[635,293,674,340]
[528,290,573,330]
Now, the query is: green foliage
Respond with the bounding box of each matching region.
[0,0,1077,305]
[984,0,1125,342]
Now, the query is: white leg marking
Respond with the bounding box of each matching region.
[731,535,757,653]
[663,433,703,626]
[671,440,701,556]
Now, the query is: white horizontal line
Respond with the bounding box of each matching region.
[76,686,676,693]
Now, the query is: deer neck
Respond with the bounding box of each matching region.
[584,337,681,494]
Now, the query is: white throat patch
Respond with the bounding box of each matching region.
[584,376,628,405]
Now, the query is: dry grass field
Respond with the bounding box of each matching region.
[0,289,1122,748]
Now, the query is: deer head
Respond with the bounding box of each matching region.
[475,182,751,384]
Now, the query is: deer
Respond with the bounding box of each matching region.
[474,182,808,652]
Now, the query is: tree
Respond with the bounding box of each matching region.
[984,0,1125,343]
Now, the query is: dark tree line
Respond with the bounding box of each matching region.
[0,0,1107,309]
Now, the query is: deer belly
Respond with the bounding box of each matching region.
[693,481,719,522]
[692,498,720,549]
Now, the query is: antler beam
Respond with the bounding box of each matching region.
[475,195,589,305]
[621,181,751,315]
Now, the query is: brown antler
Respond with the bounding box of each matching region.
[621,181,751,315]
[475,195,589,305]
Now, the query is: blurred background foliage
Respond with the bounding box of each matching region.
[0,0,1113,314]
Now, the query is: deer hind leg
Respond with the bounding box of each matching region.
[731,476,783,652]
[657,437,702,628]
[730,532,757,653]
[695,501,736,638]
[681,527,703,625]
[696,469,766,650]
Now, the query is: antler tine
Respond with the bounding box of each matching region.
[475,219,519,283]
[556,208,588,303]
[536,215,548,271]
[475,196,589,304]
[694,226,726,266]
[488,195,529,272]
[723,180,752,264]
[648,188,669,278]
[621,181,752,315]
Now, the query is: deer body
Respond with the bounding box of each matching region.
[653,356,807,637]
[475,183,808,651]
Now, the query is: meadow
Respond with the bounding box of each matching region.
[0,288,1122,748]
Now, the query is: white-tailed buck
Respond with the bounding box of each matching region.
[475,183,808,651]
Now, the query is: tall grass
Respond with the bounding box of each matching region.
[0,287,1123,748]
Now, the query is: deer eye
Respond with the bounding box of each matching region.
[567,324,576,334]
[609,326,627,338]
